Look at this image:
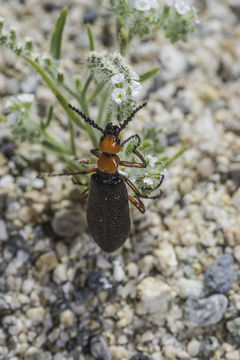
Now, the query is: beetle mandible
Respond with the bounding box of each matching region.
[54,103,164,252]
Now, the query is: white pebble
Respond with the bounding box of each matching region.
[126,262,139,278]
[233,246,240,263]
[26,306,45,324]
[53,263,68,283]
[154,242,178,276]
[0,220,7,241]
[177,278,205,299]
[113,262,125,282]
[187,338,201,357]
[59,309,76,326]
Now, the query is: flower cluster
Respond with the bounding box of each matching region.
[5,94,41,143]
[87,51,143,121]
[109,0,197,43]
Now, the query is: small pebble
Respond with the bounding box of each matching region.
[177,278,205,299]
[226,317,240,339]
[59,309,76,327]
[26,306,45,324]
[52,210,84,237]
[109,345,127,359]
[187,338,201,357]
[83,8,98,24]
[53,263,68,283]
[184,294,228,327]
[0,220,7,241]
[113,261,125,282]
[90,336,111,360]
[153,241,178,276]
[136,277,172,321]
[205,253,235,293]
[197,158,215,178]
[233,246,240,263]
[36,251,58,272]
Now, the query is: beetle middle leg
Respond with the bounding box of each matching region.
[38,167,97,179]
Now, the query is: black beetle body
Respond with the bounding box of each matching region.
[43,103,164,252]
[87,171,131,252]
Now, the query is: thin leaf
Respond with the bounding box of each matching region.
[41,105,53,129]
[86,23,95,51]
[26,56,98,146]
[140,67,160,82]
[50,7,68,60]
[0,113,7,122]
[163,146,188,167]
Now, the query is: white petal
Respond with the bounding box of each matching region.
[111,73,124,84]
[133,0,151,11]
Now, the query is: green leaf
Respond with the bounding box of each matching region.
[50,7,68,60]
[0,113,7,122]
[140,66,160,82]
[41,105,53,129]
[86,23,95,51]
[25,56,98,146]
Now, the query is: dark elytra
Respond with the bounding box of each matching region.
[87,171,131,252]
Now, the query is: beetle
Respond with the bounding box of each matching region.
[49,102,164,252]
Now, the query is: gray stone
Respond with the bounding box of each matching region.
[90,336,111,360]
[226,317,240,338]
[51,210,84,237]
[205,253,235,293]
[184,294,228,327]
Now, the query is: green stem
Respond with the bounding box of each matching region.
[26,56,98,147]
[41,128,71,154]
[82,73,93,100]
[97,91,109,126]
[68,118,76,157]
[86,82,105,104]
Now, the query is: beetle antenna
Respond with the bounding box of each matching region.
[68,104,104,134]
[119,102,147,132]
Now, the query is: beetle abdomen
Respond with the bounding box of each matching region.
[87,171,131,252]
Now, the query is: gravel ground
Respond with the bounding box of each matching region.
[0,0,240,359]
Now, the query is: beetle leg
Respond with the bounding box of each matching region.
[90,148,101,158]
[37,168,97,178]
[120,134,146,168]
[128,195,145,214]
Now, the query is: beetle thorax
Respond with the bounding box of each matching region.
[99,134,121,154]
[97,153,120,174]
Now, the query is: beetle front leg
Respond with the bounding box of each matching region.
[90,148,101,158]
[120,134,146,168]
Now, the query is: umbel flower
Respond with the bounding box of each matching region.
[87,51,143,121]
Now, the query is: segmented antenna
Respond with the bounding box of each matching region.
[68,104,104,134]
[119,102,148,132]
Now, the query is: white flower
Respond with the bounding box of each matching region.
[130,81,143,98]
[6,113,19,126]
[174,0,191,14]
[149,0,160,9]
[129,70,140,81]
[17,93,34,103]
[111,73,124,85]
[143,177,154,185]
[146,154,158,167]
[165,0,192,15]
[112,88,126,104]
[133,0,151,11]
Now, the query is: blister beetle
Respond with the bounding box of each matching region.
[49,103,164,252]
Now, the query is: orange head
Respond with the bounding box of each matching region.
[99,123,121,154]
